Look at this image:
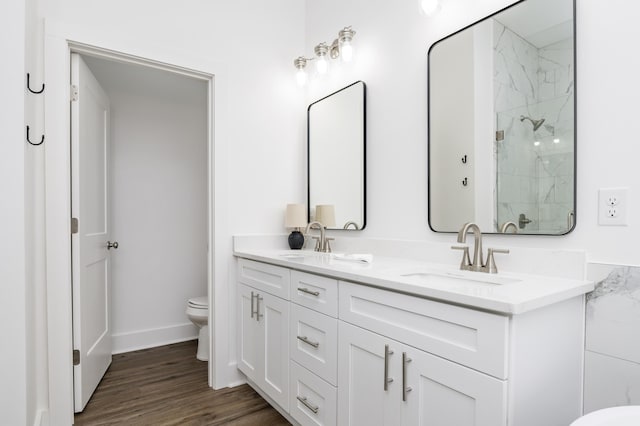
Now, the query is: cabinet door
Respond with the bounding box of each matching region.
[338,322,401,426]
[237,283,261,383]
[401,345,507,426]
[259,291,290,411]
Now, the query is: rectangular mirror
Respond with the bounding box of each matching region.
[308,81,366,230]
[428,0,575,234]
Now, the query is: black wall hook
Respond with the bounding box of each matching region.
[26,126,45,146]
[462,177,468,186]
[461,155,467,164]
[27,73,45,94]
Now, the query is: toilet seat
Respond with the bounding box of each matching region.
[571,406,640,426]
[188,296,208,309]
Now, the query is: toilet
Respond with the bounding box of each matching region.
[186,296,209,361]
[570,406,640,426]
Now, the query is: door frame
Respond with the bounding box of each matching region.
[44,20,229,425]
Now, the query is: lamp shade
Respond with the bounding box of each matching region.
[285,204,307,228]
[315,204,336,227]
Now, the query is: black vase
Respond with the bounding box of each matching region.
[288,230,305,250]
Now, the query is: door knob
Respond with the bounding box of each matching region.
[107,241,119,250]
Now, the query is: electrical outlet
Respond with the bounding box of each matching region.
[599,188,628,225]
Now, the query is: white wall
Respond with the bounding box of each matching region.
[83,56,208,353]
[304,0,640,267]
[0,1,28,425]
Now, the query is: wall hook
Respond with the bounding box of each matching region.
[461,155,467,164]
[26,126,45,146]
[462,177,468,186]
[27,73,45,94]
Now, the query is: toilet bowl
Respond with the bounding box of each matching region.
[570,406,640,426]
[186,296,209,361]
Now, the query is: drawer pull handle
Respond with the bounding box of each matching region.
[384,344,394,391]
[296,396,319,414]
[256,295,263,321]
[250,291,256,319]
[297,335,320,348]
[402,352,412,402]
[298,287,320,297]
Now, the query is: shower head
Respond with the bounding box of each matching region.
[520,115,545,131]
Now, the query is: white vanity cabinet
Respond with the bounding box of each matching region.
[235,255,586,426]
[236,259,290,411]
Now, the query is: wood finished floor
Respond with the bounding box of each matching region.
[74,340,291,426]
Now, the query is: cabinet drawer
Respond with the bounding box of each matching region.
[290,360,337,426]
[237,258,290,299]
[339,281,509,379]
[291,270,338,317]
[291,303,338,386]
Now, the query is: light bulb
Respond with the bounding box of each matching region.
[314,43,330,75]
[293,57,308,87]
[421,0,441,16]
[534,141,541,147]
[553,138,560,144]
[341,40,353,62]
[296,68,307,86]
[316,56,328,74]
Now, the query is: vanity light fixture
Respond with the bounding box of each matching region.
[293,26,356,85]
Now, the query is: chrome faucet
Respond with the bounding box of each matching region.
[456,223,484,271]
[305,221,330,252]
[500,221,518,233]
[452,222,510,274]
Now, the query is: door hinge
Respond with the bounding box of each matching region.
[71,217,78,234]
[71,84,79,102]
[496,130,505,142]
[73,349,80,366]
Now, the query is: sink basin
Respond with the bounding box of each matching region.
[400,270,522,286]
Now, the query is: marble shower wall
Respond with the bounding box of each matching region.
[584,263,640,413]
[494,20,574,233]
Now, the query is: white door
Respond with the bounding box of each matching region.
[337,322,401,426]
[71,53,113,412]
[402,345,507,426]
[260,291,290,411]
[237,283,261,382]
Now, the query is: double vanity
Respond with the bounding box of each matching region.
[234,238,593,426]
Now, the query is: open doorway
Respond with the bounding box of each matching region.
[70,52,209,413]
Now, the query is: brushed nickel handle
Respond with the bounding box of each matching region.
[107,241,119,250]
[297,335,320,348]
[256,295,263,321]
[402,352,412,402]
[298,287,320,297]
[250,291,255,319]
[296,396,319,414]
[384,344,394,391]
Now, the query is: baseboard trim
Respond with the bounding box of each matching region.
[111,323,198,354]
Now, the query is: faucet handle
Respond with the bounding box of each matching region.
[324,237,334,253]
[484,248,510,274]
[451,245,471,270]
[311,236,321,252]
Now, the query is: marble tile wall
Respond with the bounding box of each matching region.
[584,263,640,413]
[494,20,574,233]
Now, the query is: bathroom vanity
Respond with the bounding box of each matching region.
[234,246,593,426]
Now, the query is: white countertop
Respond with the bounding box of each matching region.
[233,248,594,315]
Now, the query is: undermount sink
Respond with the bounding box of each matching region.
[400,270,522,286]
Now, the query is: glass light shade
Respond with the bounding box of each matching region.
[340,40,353,62]
[296,68,307,86]
[421,0,441,16]
[316,56,328,74]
